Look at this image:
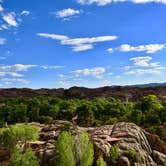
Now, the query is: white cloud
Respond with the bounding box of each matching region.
[109,43,166,54]
[130,56,161,67]
[124,56,165,75]
[2,12,18,27]
[76,0,166,6]
[0,4,4,12]
[72,67,106,78]
[72,44,93,52]
[41,65,65,69]
[37,33,117,52]
[21,10,30,16]
[0,38,7,45]
[55,8,81,19]
[37,33,69,40]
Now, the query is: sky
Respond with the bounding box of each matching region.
[0,0,166,89]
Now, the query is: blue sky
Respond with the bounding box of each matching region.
[0,0,166,88]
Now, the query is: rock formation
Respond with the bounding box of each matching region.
[33,121,166,166]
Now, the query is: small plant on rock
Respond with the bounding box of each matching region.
[110,145,119,165]
[96,155,107,166]
[127,148,141,163]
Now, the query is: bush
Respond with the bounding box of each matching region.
[5,147,39,166]
[110,145,119,165]
[96,155,107,166]
[38,116,53,124]
[127,148,141,162]
[0,120,5,128]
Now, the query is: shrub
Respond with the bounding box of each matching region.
[110,145,119,165]
[38,116,53,124]
[0,125,39,147]
[4,147,39,166]
[127,148,141,162]
[96,155,107,166]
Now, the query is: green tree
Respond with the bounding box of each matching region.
[55,131,75,166]
[129,109,143,125]
[0,125,39,148]
[140,95,163,112]
[76,103,94,127]
[74,132,94,166]
[55,131,94,166]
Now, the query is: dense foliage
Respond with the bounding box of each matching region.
[0,95,166,127]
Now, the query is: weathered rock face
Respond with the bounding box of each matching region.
[37,121,166,166]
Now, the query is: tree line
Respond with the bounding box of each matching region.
[0,95,166,127]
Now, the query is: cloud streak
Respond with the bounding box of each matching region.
[0,38,7,45]
[37,33,117,52]
[77,0,166,6]
[108,43,166,54]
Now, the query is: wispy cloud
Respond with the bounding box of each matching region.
[0,64,37,72]
[72,67,106,78]
[0,38,7,45]
[37,33,117,52]
[0,72,23,77]
[0,78,30,85]
[40,65,65,69]
[0,64,37,78]
[21,10,30,16]
[0,4,4,12]
[108,43,166,54]
[125,68,164,75]
[55,8,81,20]
[77,0,166,6]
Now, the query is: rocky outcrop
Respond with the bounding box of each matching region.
[36,121,166,166]
[1,85,166,101]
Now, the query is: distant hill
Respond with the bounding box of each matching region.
[130,82,166,88]
[0,83,166,101]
